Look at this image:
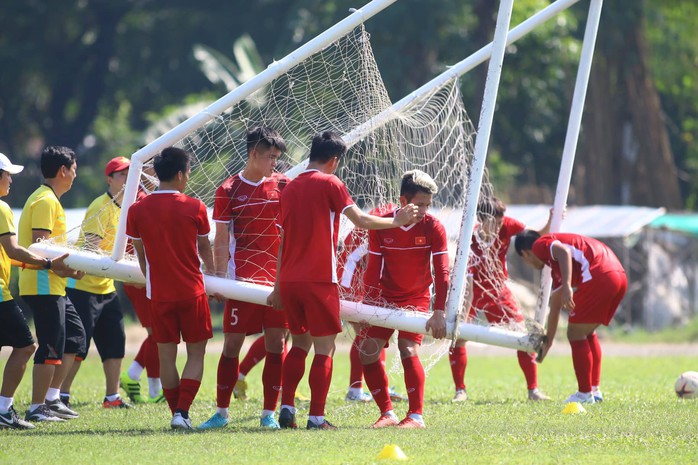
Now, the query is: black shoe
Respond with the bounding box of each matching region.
[25,404,66,422]
[0,406,35,429]
[60,394,70,408]
[278,407,297,429]
[45,398,79,419]
[306,419,338,430]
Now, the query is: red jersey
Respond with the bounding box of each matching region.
[126,190,210,302]
[213,172,289,284]
[532,233,624,289]
[364,211,449,309]
[278,170,355,283]
[469,216,525,295]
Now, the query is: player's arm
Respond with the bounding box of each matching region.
[28,229,83,279]
[266,229,284,310]
[425,249,449,339]
[213,222,229,277]
[539,288,563,362]
[1,233,73,276]
[197,235,216,276]
[131,239,147,277]
[536,208,554,236]
[343,205,418,230]
[551,242,574,311]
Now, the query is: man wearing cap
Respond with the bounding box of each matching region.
[60,156,131,409]
[0,153,76,428]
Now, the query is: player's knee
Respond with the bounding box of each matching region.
[17,342,37,361]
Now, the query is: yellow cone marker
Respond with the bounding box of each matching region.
[562,402,586,414]
[377,444,408,461]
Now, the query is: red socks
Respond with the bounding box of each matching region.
[587,333,602,386]
[363,359,392,414]
[308,354,333,416]
[163,386,180,415]
[281,347,308,407]
[239,336,267,376]
[449,346,467,391]
[176,378,201,414]
[402,356,425,415]
[216,356,239,409]
[262,352,284,412]
[144,336,160,378]
[517,350,538,390]
[569,339,593,393]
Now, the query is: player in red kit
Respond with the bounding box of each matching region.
[359,170,449,429]
[267,131,418,430]
[198,127,290,430]
[449,198,551,402]
[515,230,627,404]
[126,147,217,430]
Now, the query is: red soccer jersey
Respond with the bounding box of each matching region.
[532,233,624,289]
[213,172,289,284]
[365,211,449,308]
[278,170,355,283]
[469,216,525,295]
[126,190,211,302]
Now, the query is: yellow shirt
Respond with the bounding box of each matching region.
[18,185,67,296]
[67,193,118,294]
[0,200,16,302]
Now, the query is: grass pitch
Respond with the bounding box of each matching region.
[1,341,697,465]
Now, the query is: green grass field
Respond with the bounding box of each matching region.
[1,339,697,465]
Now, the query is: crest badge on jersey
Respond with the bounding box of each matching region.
[384,238,394,244]
[237,195,249,201]
[415,236,426,245]
[267,190,279,200]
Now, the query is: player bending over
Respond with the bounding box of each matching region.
[515,230,627,404]
[127,147,217,430]
[267,131,418,430]
[358,170,448,429]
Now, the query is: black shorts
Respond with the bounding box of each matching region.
[66,288,125,361]
[0,300,35,349]
[22,295,86,364]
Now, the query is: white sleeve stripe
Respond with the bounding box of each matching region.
[368,251,382,256]
[341,204,356,215]
[213,219,231,224]
[125,234,140,240]
[433,250,448,255]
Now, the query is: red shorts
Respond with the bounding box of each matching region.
[224,299,288,334]
[469,286,524,324]
[567,270,628,325]
[124,285,151,328]
[365,297,430,346]
[151,293,213,344]
[279,281,342,337]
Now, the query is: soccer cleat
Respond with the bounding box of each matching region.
[370,413,399,429]
[306,419,338,430]
[149,391,166,404]
[345,390,373,402]
[260,413,281,429]
[45,399,79,419]
[452,389,468,402]
[397,417,426,429]
[25,404,66,423]
[197,412,229,430]
[232,379,248,401]
[388,386,407,402]
[120,371,145,402]
[592,389,604,403]
[0,406,35,429]
[103,397,132,409]
[528,388,551,401]
[171,412,193,431]
[566,391,596,404]
[278,407,297,429]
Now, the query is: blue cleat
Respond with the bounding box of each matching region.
[197,412,229,430]
[260,413,280,429]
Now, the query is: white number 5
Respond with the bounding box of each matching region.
[230,307,238,326]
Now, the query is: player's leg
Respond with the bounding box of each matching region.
[236,334,267,400]
[449,339,468,402]
[397,336,426,428]
[566,322,601,404]
[121,285,153,403]
[306,333,337,430]
[346,323,372,402]
[0,301,37,429]
[359,332,396,428]
[587,331,603,401]
[93,293,128,408]
[48,297,84,419]
[59,289,94,407]
[259,309,288,429]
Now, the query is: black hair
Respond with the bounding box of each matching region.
[247,126,287,154]
[514,229,541,255]
[477,196,506,222]
[153,147,191,182]
[41,146,76,179]
[308,131,347,163]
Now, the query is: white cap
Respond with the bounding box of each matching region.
[0,153,24,175]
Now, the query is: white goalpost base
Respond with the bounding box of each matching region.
[30,242,542,353]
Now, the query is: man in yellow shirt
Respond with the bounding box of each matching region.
[19,146,86,422]
[61,157,132,409]
[0,153,75,429]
